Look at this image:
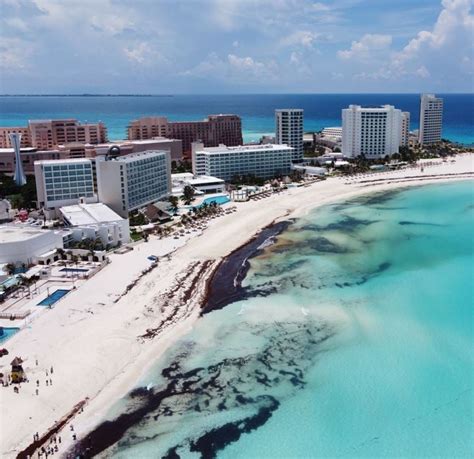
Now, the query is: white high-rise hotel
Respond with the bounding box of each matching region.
[275,109,304,162]
[342,105,405,159]
[419,94,443,145]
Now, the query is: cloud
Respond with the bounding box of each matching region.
[90,15,135,36]
[359,0,474,84]
[337,34,392,60]
[0,38,34,72]
[391,0,473,71]
[123,42,156,64]
[415,65,430,78]
[182,52,278,82]
[280,30,330,49]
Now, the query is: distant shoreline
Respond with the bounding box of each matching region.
[1,93,473,97]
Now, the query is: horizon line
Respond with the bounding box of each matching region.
[1,92,473,97]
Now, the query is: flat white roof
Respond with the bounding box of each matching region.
[275,108,304,112]
[171,173,194,180]
[112,150,168,162]
[197,144,293,155]
[60,203,123,226]
[34,158,91,165]
[0,225,56,243]
[188,175,224,185]
[0,147,37,153]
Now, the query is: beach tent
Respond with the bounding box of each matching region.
[10,356,26,383]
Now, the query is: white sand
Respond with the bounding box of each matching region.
[0,154,472,458]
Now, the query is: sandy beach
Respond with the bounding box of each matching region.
[1,154,473,458]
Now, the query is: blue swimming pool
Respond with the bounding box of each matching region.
[0,327,20,343]
[37,289,70,306]
[60,268,89,273]
[201,195,231,206]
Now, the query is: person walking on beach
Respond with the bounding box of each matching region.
[50,366,54,374]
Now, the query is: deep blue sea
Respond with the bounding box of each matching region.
[79,181,474,458]
[0,94,473,145]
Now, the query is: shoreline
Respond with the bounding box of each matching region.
[1,154,473,458]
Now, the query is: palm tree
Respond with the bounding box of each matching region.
[168,195,179,212]
[182,186,195,205]
[4,263,15,276]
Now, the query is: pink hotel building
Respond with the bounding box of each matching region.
[0,119,108,149]
[127,114,242,157]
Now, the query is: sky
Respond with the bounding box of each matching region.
[0,0,473,94]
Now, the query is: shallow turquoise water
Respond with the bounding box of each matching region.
[102,181,473,458]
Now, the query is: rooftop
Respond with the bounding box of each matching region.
[0,225,56,244]
[196,144,294,155]
[34,158,91,165]
[109,150,168,162]
[60,203,123,226]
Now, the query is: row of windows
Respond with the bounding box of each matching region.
[47,191,94,201]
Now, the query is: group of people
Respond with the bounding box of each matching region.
[35,434,61,457]
[34,366,54,396]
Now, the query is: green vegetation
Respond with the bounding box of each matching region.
[0,174,37,209]
[129,211,146,226]
[168,195,179,212]
[67,237,104,251]
[182,185,195,205]
[230,174,266,187]
[171,160,192,173]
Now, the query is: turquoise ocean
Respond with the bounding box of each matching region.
[76,181,474,458]
[1,94,473,145]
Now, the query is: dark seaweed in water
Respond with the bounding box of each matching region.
[202,220,292,314]
[302,215,379,233]
[67,318,335,458]
[399,220,445,227]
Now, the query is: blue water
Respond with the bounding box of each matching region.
[37,289,70,306]
[0,327,20,344]
[201,195,231,206]
[94,180,474,458]
[0,94,473,145]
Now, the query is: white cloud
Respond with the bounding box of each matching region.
[123,42,156,64]
[227,54,277,78]
[281,30,327,49]
[338,34,392,60]
[392,0,473,69]
[312,2,331,12]
[182,52,278,82]
[0,38,33,72]
[90,15,135,35]
[415,65,430,78]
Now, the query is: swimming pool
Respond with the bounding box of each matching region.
[201,195,231,206]
[37,289,70,306]
[0,327,20,343]
[60,268,89,273]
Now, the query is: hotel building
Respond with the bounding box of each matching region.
[419,94,443,145]
[0,127,31,148]
[275,109,304,162]
[127,115,243,156]
[0,119,107,149]
[342,105,403,159]
[96,151,171,218]
[401,112,410,146]
[192,142,293,182]
[59,202,130,247]
[34,158,97,212]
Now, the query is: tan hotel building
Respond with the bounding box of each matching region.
[127,114,242,156]
[0,119,107,149]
